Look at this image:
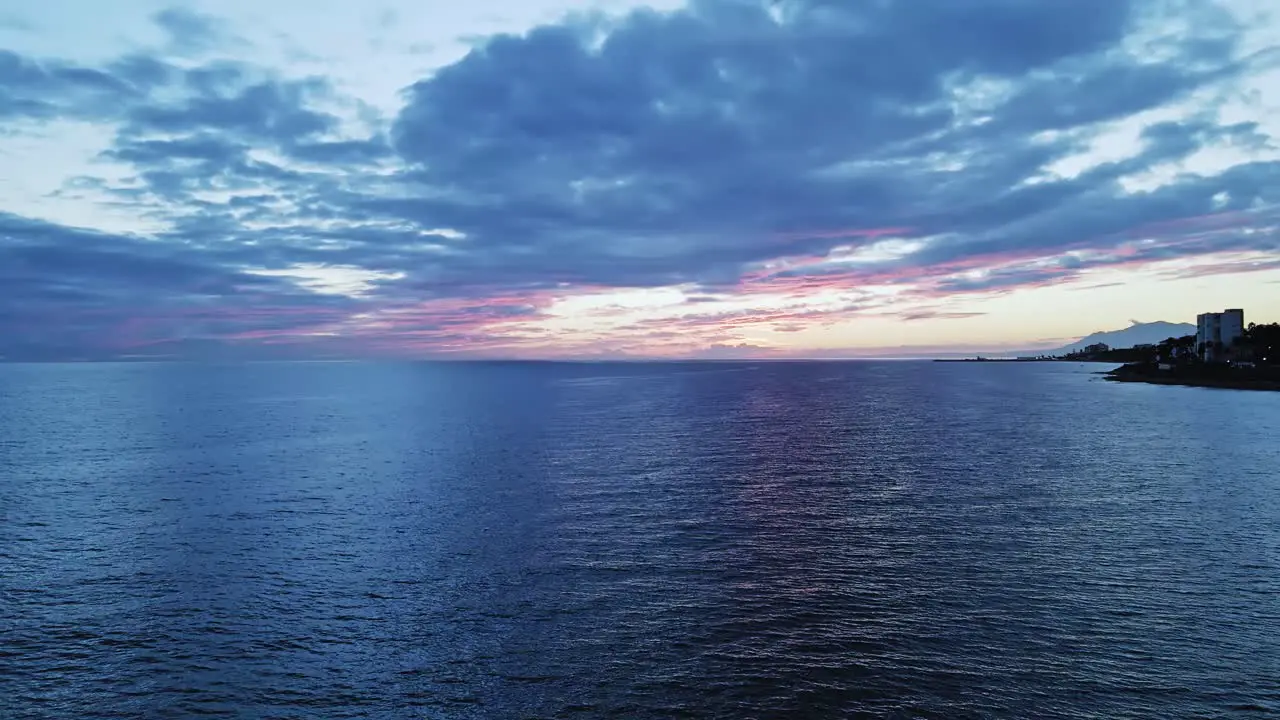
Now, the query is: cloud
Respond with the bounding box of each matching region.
[0,212,362,358]
[0,13,34,31]
[152,8,245,56]
[691,342,781,360]
[0,0,1277,359]
[377,0,1259,288]
[1164,256,1280,279]
[0,51,144,120]
[899,311,987,322]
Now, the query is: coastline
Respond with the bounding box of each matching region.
[1103,364,1280,391]
[933,358,1115,364]
[936,357,1280,391]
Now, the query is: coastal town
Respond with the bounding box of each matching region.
[945,308,1279,390]
[1091,308,1279,390]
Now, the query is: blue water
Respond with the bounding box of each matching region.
[3,360,1279,718]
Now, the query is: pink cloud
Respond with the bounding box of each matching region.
[79,205,1280,359]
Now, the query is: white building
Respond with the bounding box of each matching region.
[1197,308,1244,362]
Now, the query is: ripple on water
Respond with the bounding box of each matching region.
[2,360,1279,718]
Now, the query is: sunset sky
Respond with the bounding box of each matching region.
[3,0,1278,360]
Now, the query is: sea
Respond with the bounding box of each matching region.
[3,360,1278,719]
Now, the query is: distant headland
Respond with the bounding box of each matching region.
[939,314,1280,391]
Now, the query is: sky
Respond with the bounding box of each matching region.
[2,0,1279,361]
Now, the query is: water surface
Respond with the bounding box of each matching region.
[3,361,1279,718]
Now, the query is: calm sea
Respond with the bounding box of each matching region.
[3,360,1278,718]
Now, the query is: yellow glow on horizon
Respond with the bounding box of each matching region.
[247,264,406,297]
[495,250,1280,357]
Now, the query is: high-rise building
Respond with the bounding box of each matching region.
[1196,308,1244,362]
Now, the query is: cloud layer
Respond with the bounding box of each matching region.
[2,0,1278,359]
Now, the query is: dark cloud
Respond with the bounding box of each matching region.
[0,0,1276,359]
[0,213,269,297]
[128,76,335,138]
[287,138,392,165]
[931,268,1074,294]
[0,51,143,120]
[377,0,1250,285]
[0,212,363,360]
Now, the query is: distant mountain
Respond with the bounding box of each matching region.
[1048,321,1196,355]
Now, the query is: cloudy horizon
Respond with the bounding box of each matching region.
[3,0,1279,361]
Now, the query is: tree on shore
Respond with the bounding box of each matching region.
[1246,323,1280,365]
[1156,334,1196,364]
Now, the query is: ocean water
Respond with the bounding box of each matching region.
[2,360,1279,719]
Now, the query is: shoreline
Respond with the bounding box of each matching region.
[933,358,1114,363]
[1103,365,1280,392]
[935,358,1280,391]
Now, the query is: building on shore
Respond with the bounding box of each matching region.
[1196,308,1244,362]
